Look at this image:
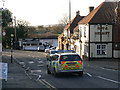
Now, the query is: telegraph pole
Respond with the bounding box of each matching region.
[69,0,71,24]
[69,0,71,37]
[14,16,17,49]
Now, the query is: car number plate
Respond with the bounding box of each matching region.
[67,64,75,66]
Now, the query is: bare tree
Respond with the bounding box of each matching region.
[58,13,69,26]
[17,19,30,27]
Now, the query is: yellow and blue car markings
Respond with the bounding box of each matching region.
[49,61,58,68]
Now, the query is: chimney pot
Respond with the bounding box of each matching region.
[89,7,94,13]
[76,10,80,16]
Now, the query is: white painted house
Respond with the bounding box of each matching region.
[73,1,120,60]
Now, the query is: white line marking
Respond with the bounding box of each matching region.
[97,76,120,84]
[37,65,44,67]
[38,61,43,63]
[31,70,41,73]
[28,61,34,64]
[100,67,117,71]
[86,73,92,77]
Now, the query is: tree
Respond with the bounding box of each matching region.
[2,9,12,27]
[38,25,44,29]
[50,25,64,34]
[58,13,69,25]
[2,19,31,49]
[17,19,30,38]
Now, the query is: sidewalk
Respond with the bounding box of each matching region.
[2,56,41,89]
[84,59,119,71]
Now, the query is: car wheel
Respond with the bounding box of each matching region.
[47,67,51,74]
[53,68,58,77]
[78,71,83,76]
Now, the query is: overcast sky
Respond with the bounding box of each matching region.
[0,0,119,26]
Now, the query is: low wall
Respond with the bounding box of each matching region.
[114,50,120,58]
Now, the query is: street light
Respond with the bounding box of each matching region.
[11,34,14,63]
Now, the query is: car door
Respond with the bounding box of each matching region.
[47,56,53,72]
[50,55,59,73]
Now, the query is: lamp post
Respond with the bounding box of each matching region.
[11,34,14,63]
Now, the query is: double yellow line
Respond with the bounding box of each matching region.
[38,79,57,90]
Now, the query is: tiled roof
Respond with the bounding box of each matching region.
[79,2,119,24]
[74,25,79,32]
[64,15,84,32]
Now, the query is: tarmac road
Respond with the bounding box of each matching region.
[2,50,120,89]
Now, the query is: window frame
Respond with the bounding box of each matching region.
[96,44,107,56]
[84,27,86,37]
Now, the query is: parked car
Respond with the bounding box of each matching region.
[47,53,83,77]
[45,48,50,53]
[37,45,45,51]
[45,46,56,53]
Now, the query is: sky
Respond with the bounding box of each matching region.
[0,0,119,26]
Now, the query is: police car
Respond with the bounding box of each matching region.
[47,53,83,77]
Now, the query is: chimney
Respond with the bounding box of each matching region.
[76,10,80,16]
[89,7,94,13]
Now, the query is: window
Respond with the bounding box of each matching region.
[51,55,59,61]
[60,55,82,61]
[84,27,86,37]
[96,44,107,55]
[79,27,82,37]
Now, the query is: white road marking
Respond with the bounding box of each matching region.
[36,75,41,81]
[97,76,120,84]
[37,65,44,67]
[28,61,34,64]
[100,67,117,71]
[38,61,43,63]
[31,70,41,73]
[86,73,92,77]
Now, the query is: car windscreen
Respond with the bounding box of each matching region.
[51,51,56,54]
[60,55,82,61]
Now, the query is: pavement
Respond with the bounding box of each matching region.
[1,55,41,89]
[84,59,120,71]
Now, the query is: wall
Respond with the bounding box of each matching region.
[79,24,89,57]
[90,24,112,58]
[90,25,112,42]
[90,43,112,58]
[114,50,120,58]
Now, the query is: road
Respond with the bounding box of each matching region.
[2,50,119,89]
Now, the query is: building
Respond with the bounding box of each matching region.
[75,1,120,59]
[62,11,84,50]
[58,33,64,50]
[59,1,120,60]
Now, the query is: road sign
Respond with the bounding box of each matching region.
[0,63,8,81]
[2,31,6,36]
